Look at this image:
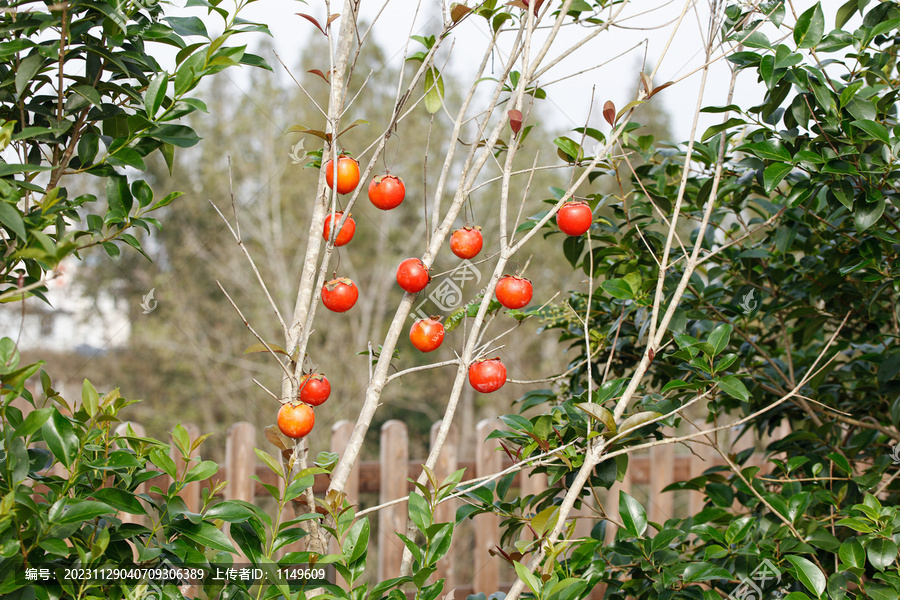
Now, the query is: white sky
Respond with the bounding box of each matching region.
[187,0,848,146]
[193,0,746,141]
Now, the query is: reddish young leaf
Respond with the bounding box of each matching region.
[296,13,326,35]
[506,0,528,9]
[648,81,675,98]
[308,69,331,83]
[326,13,340,28]
[450,3,471,22]
[508,109,523,135]
[603,100,616,126]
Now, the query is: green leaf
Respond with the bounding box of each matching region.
[424,68,444,114]
[165,16,210,38]
[618,411,661,435]
[513,561,542,597]
[343,517,370,564]
[408,492,431,533]
[82,379,100,417]
[717,375,749,402]
[254,448,284,480]
[683,562,734,582]
[205,500,262,522]
[147,125,201,148]
[601,278,634,300]
[184,460,218,483]
[152,191,184,210]
[169,521,236,553]
[51,500,117,525]
[867,538,898,571]
[851,119,890,144]
[763,162,793,193]
[531,506,559,537]
[835,0,858,28]
[839,537,865,568]
[42,410,78,468]
[553,136,583,162]
[15,52,44,97]
[0,202,26,240]
[145,72,168,118]
[739,140,791,162]
[91,488,146,516]
[78,133,99,165]
[701,117,746,142]
[794,3,825,48]
[836,517,875,533]
[38,538,70,556]
[826,452,851,475]
[149,448,177,479]
[14,407,53,438]
[575,403,616,432]
[786,555,826,597]
[827,573,848,600]
[618,491,647,536]
[878,352,900,385]
[707,323,732,357]
[854,197,885,233]
[72,85,101,107]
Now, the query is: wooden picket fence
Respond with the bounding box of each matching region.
[77,417,784,598]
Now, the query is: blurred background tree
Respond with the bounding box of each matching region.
[17,33,672,466]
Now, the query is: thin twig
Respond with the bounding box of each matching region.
[216,281,295,385]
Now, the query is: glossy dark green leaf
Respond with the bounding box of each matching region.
[683,562,734,582]
[144,72,168,118]
[794,3,825,48]
[717,375,749,402]
[51,500,117,525]
[91,488,146,515]
[618,491,647,537]
[42,409,78,468]
[854,197,885,233]
[839,537,865,568]
[601,278,633,300]
[763,162,792,193]
[852,119,890,144]
[15,52,44,96]
[0,202,26,240]
[13,407,53,438]
[169,521,236,553]
[867,538,898,570]
[707,324,732,357]
[786,555,826,597]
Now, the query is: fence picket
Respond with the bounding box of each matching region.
[649,444,675,524]
[378,420,408,582]
[430,420,458,590]
[474,419,501,595]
